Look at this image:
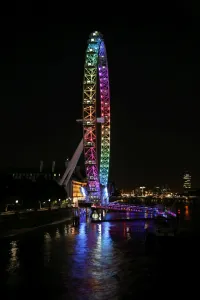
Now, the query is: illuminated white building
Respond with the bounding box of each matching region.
[183,172,191,190]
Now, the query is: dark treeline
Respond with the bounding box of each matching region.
[0,174,66,210]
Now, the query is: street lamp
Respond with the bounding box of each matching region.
[15,200,19,204]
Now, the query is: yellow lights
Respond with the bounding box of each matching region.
[72,180,87,200]
[166,193,173,198]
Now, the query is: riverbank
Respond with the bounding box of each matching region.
[0,208,73,239]
[1,217,72,239]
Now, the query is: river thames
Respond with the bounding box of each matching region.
[0,208,199,299]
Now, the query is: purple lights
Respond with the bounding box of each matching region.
[92,204,177,219]
[83,32,111,201]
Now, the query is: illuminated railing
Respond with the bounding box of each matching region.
[92,204,176,218]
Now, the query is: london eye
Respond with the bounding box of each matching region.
[82,31,111,202]
[60,31,110,203]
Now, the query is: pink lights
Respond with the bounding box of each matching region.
[93,204,177,218]
[83,32,111,200]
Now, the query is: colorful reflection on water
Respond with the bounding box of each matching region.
[1,215,158,299]
[0,207,197,299]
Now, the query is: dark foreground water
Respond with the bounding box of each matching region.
[0,209,199,299]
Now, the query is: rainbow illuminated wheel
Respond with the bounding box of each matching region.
[82,31,110,203]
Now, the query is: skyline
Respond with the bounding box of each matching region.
[1,5,200,190]
[7,165,193,192]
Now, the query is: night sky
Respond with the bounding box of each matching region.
[1,3,200,190]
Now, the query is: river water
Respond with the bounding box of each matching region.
[0,208,198,299]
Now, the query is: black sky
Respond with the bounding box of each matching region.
[1,2,200,190]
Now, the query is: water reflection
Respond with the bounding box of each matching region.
[7,240,19,273]
[105,211,154,221]
[0,208,194,299]
[184,205,190,221]
[74,222,88,256]
[55,228,61,239]
[44,232,52,265]
[96,223,102,255]
[144,222,148,229]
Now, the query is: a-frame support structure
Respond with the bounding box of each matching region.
[59,139,84,194]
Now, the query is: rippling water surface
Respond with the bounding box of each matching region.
[0,210,196,299]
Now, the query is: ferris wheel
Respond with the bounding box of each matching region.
[60,31,110,203]
[83,31,111,202]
